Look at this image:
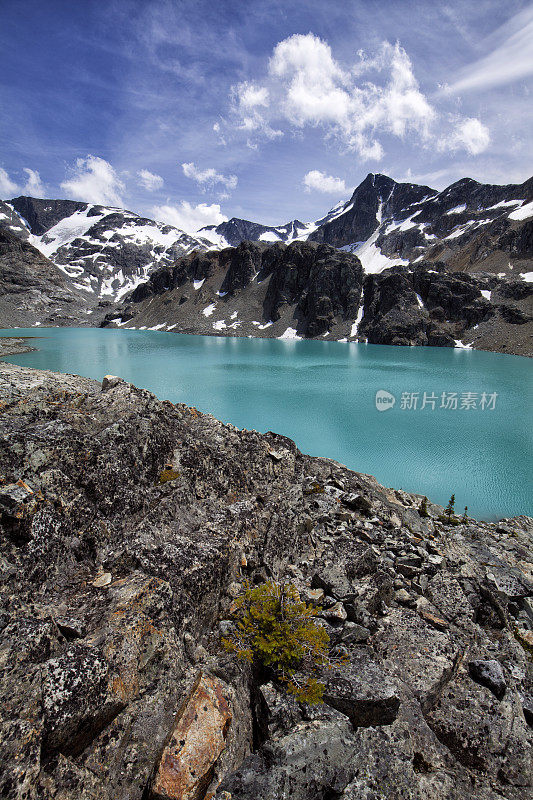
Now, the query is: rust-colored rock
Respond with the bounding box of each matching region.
[151,673,232,800]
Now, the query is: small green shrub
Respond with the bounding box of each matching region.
[159,467,180,483]
[419,496,430,518]
[303,482,325,496]
[445,493,456,521]
[222,580,332,703]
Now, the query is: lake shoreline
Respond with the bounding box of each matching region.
[0,319,531,357]
[0,336,38,358]
[1,327,531,519]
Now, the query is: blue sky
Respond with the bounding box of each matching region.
[1,0,532,232]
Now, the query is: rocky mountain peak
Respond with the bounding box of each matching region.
[10,196,89,235]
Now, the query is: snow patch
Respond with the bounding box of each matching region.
[353,232,409,274]
[488,199,523,210]
[446,204,466,215]
[202,303,216,317]
[509,201,533,221]
[259,231,281,242]
[350,306,364,337]
[521,272,533,283]
[193,279,205,290]
[278,327,301,340]
[480,290,491,301]
[454,339,473,350]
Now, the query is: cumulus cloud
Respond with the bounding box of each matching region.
[445,6,533,94]
[182,162,237,192]
[22,168,45,197]
[61,155,125,206]
[137,169,164,191]
[440,118,491,156]
[227,33,489,161]
[303,170,347,194]
[151,201,227,235]
[0,167,18,196]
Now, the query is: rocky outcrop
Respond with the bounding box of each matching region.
[359,263,533,354]
[0,228,95,327]
[106,241,366,342]
[103,242,532,355]
[0,362,531,799]
[151,673,234,800]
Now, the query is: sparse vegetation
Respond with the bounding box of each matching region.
[222,580,334,703]
[159,465,180,483]
[419,496,430,517]
[445,493,456,521]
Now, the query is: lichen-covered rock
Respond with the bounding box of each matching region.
[0,362,531,799]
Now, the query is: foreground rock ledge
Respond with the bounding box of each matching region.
[0,362,531,800]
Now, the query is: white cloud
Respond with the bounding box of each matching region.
[228,33,489,161]
[303,170,347,194]
[440,118,490,156]
[230,35,436,159]
[0,167,46,198]
[22,168,45,197]
[0,167,18,196]
[151,201,227,235]
[445,6,533,94]
[182,161,237,192]
[137,169,164,191]
[61,155,125,206]
[237,82,269,109]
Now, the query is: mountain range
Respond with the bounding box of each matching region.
[0,172,532,354]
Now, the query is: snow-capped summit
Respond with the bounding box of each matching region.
[2,171,532,305]
[4,196,212,300]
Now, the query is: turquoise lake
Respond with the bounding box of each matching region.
[1,327,531,520]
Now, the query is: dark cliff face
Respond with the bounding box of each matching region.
[119,241,366,341]
[0,200,31,240]
[107,240,532,356]
[0,362,531,800]
[10,196,89,235]
[261,242,363,336]
[359,264,497,347]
